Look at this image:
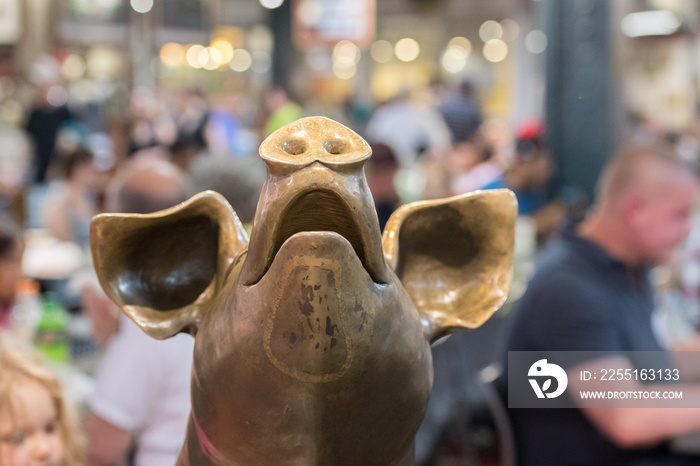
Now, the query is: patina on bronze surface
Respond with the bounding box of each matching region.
[91,116,517,466]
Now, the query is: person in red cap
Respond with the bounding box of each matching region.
[482,119,567,243]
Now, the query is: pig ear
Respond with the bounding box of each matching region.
[90,191,248,339]
[382,189,517,342]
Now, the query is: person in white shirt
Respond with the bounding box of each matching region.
[87,314,193,466]
[84,160,193,466]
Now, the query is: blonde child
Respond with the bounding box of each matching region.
[0,344,84,466]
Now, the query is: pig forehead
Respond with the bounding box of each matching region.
[260,116,371,166]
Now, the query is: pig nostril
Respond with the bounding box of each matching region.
[282,139,306,155]
[324,140,347,155]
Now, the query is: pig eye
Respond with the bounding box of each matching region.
[324,139,347,155]
[282,139,306,155]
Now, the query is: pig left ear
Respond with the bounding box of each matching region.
[90,191,248,339]
[382,189,517,342]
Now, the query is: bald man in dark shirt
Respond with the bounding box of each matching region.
[504,143,700,466]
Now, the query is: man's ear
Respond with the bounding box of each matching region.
[90,191,248,339]
[382,189,517,342]
[622,194,645,230]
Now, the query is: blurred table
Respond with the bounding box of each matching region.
[22,229,87,279]
[22,229,89,310]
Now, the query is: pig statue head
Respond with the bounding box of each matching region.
[91,117,517,466]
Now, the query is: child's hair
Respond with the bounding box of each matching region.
[0,343,85,465]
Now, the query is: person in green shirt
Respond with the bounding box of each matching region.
[264,85,303,137]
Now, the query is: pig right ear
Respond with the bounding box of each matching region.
[382,190,516,342]
[90,191,248,339]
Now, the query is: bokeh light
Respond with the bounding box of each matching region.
[479,20,503,42]
[130,0,153,14]
[62,54,86,80]
[333,62,356,80]
[159,43,184,67]
[448,37,472,55]
[260,0,284,9]
[395,38,420,62]
[203,47,223,70]
[86,47,122,78]
[333,40,361,66]
[296,0,323,27]
[210,39,234,64]
[483,39,508,63]
[500,19,520,42]
[370,40,393,63]
[525,30,548,54]
[442,46,469,73]
[621,10,680,37]
[185,45,206,69]
[230,49,252,72]
[47,86,68,107]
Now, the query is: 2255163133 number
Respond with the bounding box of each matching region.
[599,368,680,381]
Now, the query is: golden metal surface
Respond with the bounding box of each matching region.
[90,116,516,465]
[382,190,517,342]
[90,191,248,339]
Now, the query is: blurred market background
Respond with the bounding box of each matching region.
[2,0,698,212]
[2,0,700,465]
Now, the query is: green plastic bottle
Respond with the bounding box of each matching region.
[34,296,70,363]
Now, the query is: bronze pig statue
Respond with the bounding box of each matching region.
[90,117,516,466]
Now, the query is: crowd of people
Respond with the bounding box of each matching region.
[2,68,700,466]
